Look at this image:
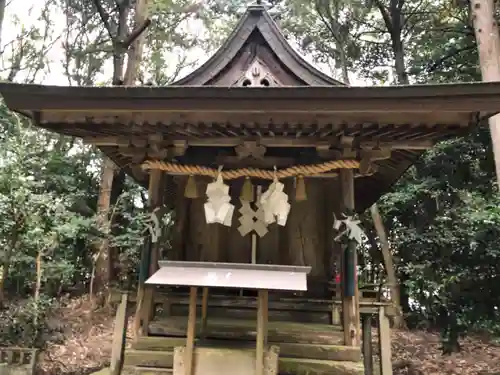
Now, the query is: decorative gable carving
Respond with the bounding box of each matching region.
[234,58,282,87]
[173,6,343,87]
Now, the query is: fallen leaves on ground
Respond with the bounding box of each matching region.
[37,296,126,375]
[389,330,500,375]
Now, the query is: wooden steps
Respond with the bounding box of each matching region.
[158,293,333,324]
[123,347,363,375]
[132,336,360,362]
[120,314,364,375]
[148,317,344,345]
[280,357,364,375]
[124,334,363,375]
[124,350,173,368]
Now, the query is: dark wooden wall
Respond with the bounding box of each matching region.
[169,177,343,296]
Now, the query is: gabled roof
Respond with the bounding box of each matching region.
[172,5,344,86]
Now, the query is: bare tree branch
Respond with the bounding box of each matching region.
[91,0,115,41]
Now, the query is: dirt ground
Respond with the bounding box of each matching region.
[37,297,500,375]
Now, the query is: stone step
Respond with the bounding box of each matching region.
[132,337,360,362]
[278,343,360,362]
[122,366,172,375]
[124,349,364,375]
[132,336,186,351]
[279,357,364,375]
[123,350,173,368]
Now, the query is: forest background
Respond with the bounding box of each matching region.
[1,0,500,374]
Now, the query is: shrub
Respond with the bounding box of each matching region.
[0,296,56,348]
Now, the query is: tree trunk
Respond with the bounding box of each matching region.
[339,47,350,84]
[93,157,116,304]
[34,250,42,302]
[370,204,404,328]
[92,0,151,305]
[471,0,500,187]
[0,219,21,306]
[109,169,126,282]
[91,0,129,305]
[0,0,6,46]
[392,34,408,84]
[123,0,150,85]
[373,0,409,85]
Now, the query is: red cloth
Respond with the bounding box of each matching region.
[334,272,357,284]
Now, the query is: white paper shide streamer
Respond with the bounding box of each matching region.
[259,172,290,226]
[146,207,162,243]
[204,169,234,226]
[333,213,365,244]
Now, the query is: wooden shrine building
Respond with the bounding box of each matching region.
[3,4,500,375]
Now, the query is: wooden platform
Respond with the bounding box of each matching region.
[111,289,394,325]
[123,317,364,375]
[149,316,343,344]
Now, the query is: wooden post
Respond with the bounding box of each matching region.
[200,287,209,338]
[185,287,198,375]
[134,169,163,336]
[256,289,269,375]
[378,306,393,375]
[340,169,360,346]
[471,0,500,187]
[331,306,340,325]
[110,293,128,375]
[362,315,374,375]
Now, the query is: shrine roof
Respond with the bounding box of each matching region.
[170,4,343,86]
[0,81,498,211]
[1,3,499,210]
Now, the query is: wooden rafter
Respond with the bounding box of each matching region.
[83,136,434,150]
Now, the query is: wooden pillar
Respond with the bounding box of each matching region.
[340,169,360,346]
[200,287,209,338]
[378,306,393,375]
[256,289,269,375]
[134,169,163,337]
[185,286,198,375]
[362,315,374,375]
[110,293,128,375]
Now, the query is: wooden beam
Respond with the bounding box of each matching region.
[119,145,187,159]
[235,141,267,159]
[215,155,295,168]
[12,83,500,113]
[84,135,433,150]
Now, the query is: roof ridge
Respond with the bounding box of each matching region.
[171,4,343,86]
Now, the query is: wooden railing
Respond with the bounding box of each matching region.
[328,280,395,302]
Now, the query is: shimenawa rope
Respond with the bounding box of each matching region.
[141,159,359,180]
